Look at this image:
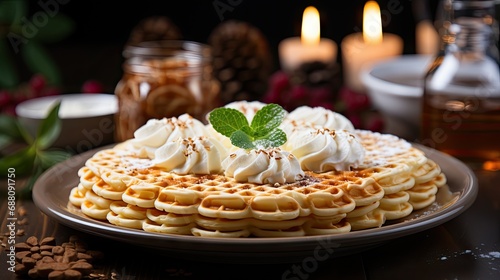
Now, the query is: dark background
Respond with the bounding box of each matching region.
[17,0,441,93]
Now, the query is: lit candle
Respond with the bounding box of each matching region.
[279,6,337,71]
[341,1,403,93]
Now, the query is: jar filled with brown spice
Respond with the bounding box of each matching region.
[114,40,220,141]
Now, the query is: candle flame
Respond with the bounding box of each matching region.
[363,1,383,45]
[301,6,320,46]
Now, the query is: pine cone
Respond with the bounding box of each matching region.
[208,20,273,104]
[127,16,182,45]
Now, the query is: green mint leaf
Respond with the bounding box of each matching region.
[36,101,62,150]
[254,128,287,149]
[209,107,249,138]
[208,103,288,150]
[251,104,287,137]
[230,130,256,150]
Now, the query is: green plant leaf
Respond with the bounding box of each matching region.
[21,41,62,85]
[230,130,255,150]
[36,101,61,149]
[0,0,26,25]
[251,103,287,137]
[0,40,19,88]
[37,149,71,170]
[0,144,36,176]
[209,107,249,137]
[34,14,75,43]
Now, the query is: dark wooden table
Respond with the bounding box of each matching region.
[1,160,499,280]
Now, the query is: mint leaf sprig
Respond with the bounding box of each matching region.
[208,103,287,150]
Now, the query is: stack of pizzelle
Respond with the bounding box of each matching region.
[68,103,446,238]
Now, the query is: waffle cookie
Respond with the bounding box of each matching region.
[68,103,447,237]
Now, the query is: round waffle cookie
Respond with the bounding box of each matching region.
[69,129,447,237]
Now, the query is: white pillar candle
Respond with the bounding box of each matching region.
[279,6,337,72]
[341,1,403,93]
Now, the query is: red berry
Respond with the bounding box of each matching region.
[29,74,46,95]
[82,80,104,93]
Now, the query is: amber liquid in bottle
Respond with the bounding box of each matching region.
[421,85,500,169]
[420,0,500,170]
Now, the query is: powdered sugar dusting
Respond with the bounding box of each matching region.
[436,247,500,272]
[356,130,414,168]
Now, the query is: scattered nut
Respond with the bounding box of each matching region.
[16,251,31,261]
[52,246,65,255]
[15,242,32,251]
[41,237,56,246]
[13,235,104,279]
[18,206,28,216]
[26,236,39,246]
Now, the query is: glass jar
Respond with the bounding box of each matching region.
[114,40,220,142]
[420,0,500,170]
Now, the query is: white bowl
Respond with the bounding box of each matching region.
[361,54,433,139]
[16,94,118,151]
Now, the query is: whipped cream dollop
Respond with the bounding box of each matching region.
[153,136,228,174]
[222,148,304,184]
[285,128,365,172]
[284,106,355,133]
[128,114,209,158]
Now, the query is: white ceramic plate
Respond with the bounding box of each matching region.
[32,144,477,263]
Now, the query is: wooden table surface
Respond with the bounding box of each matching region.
[1,158,499,280]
